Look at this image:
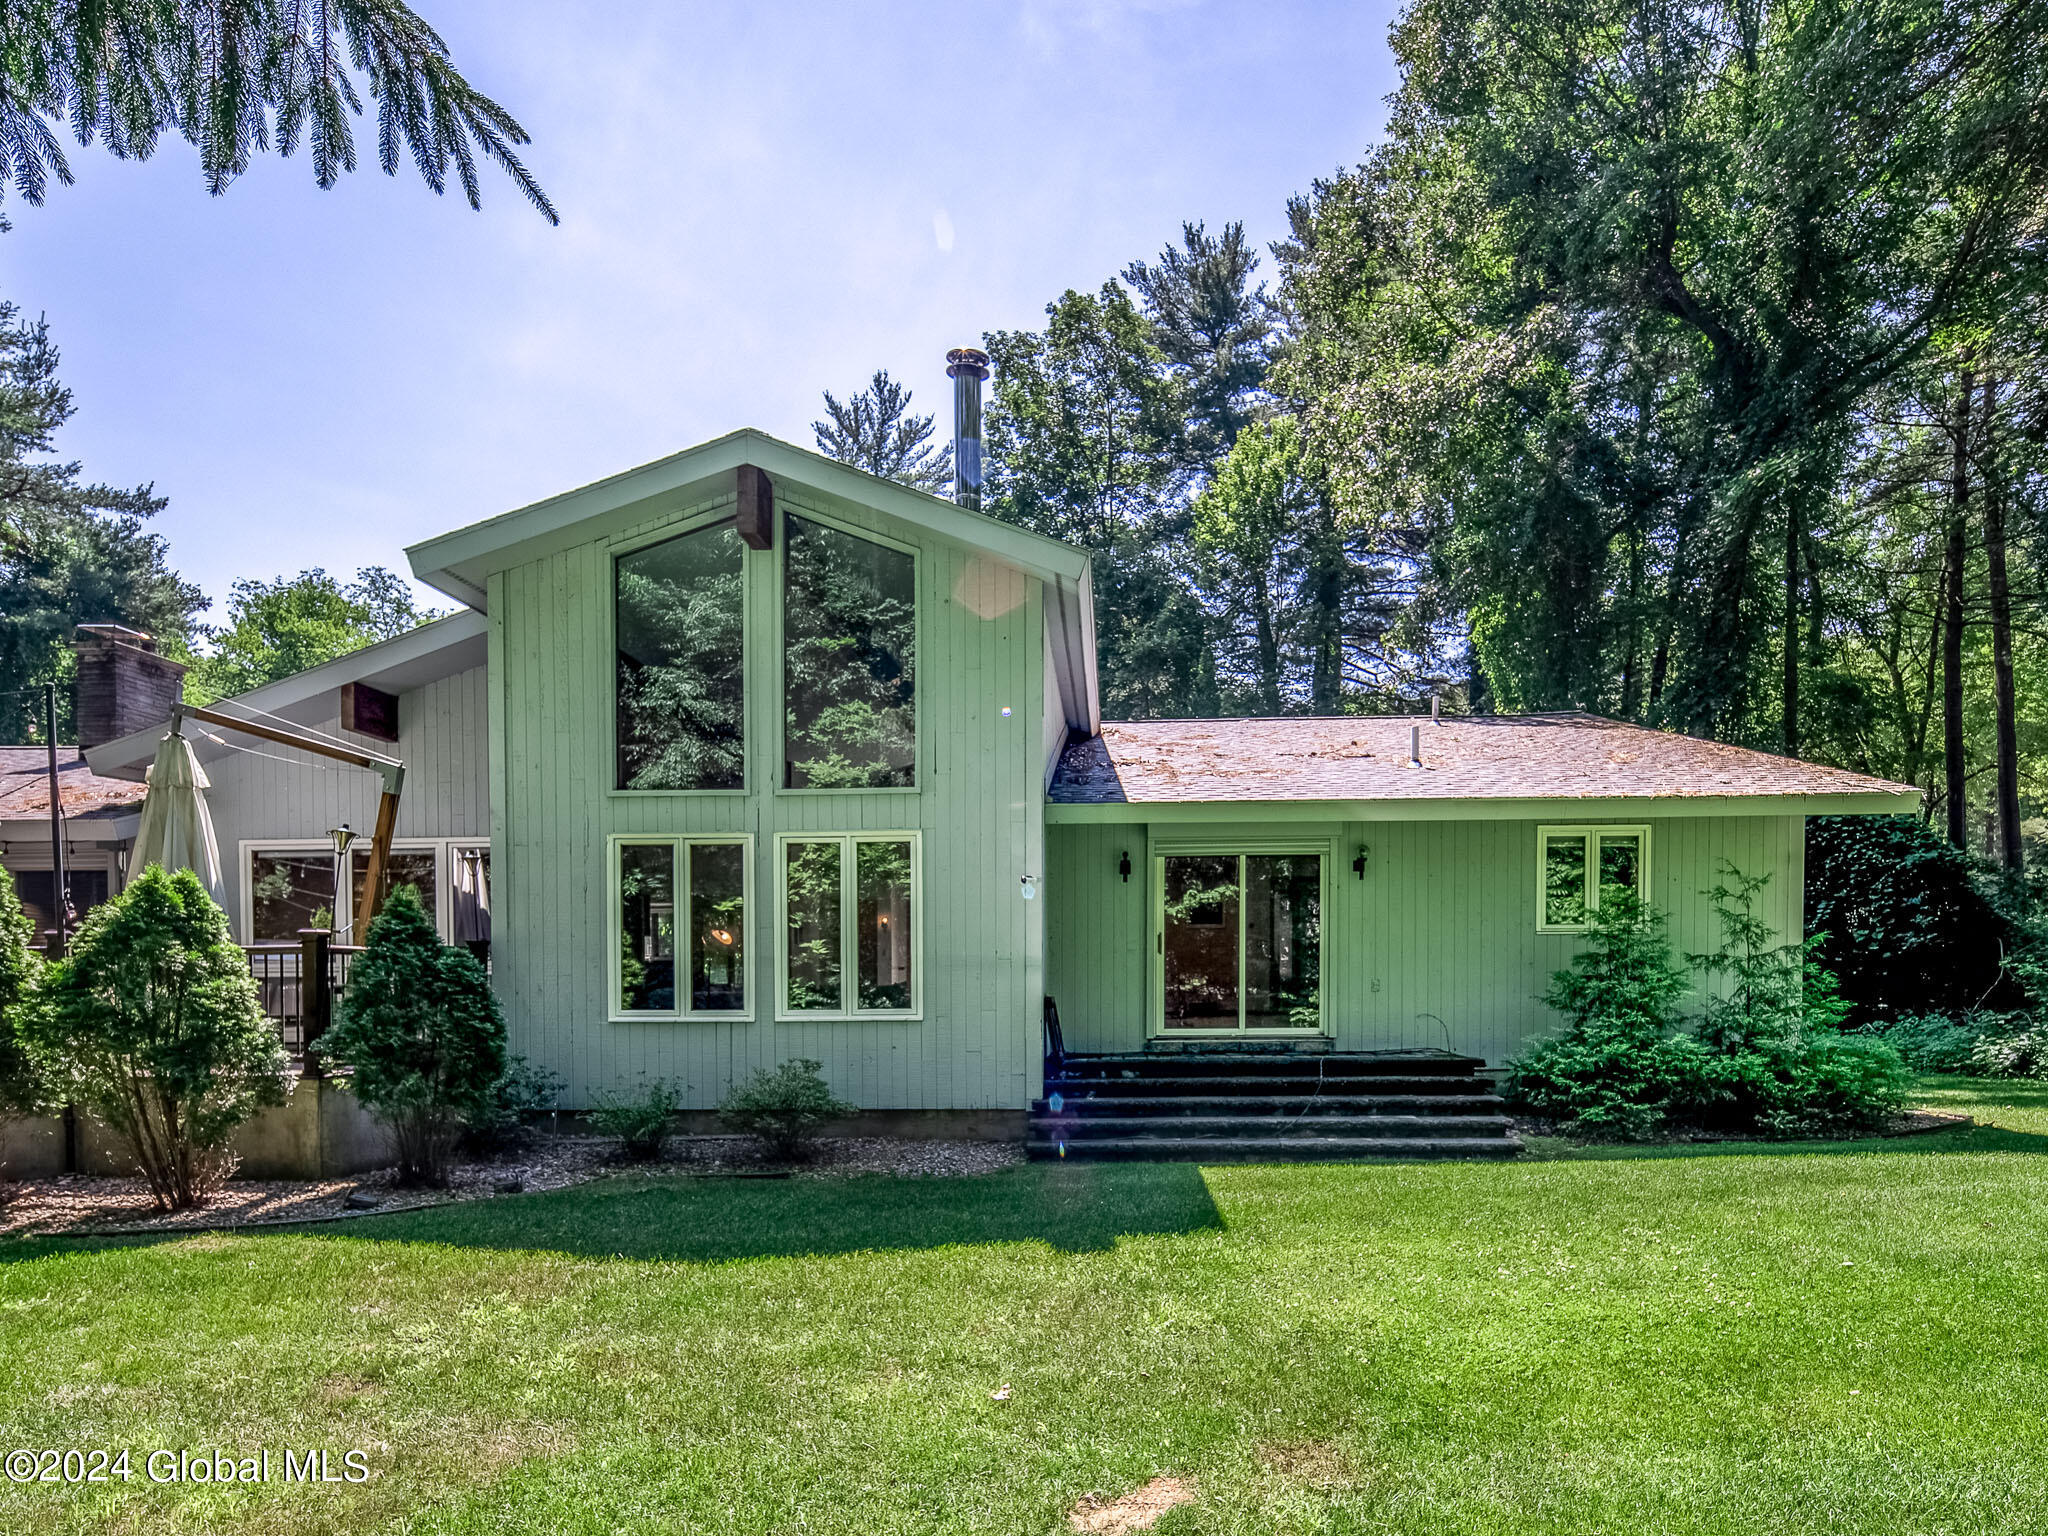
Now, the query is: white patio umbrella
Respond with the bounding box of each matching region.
[131,725,228,910]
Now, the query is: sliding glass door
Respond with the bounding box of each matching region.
[1158,851,1323,1034]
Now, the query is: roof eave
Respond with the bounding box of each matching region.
[406,428,1092,605]
[1045,790,1923,823]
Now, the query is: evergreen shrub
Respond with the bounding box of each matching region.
[318,886,506,1186]
[21,866,289,1209]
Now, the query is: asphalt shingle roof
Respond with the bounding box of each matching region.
[0,746,147,823]
[1047,713,1915,806]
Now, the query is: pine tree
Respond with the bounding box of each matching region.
[813,371,954,495]
[0,1,555,219]
[1123,221,1277,466]
[0,301,204,741]
[0,867,41,1118]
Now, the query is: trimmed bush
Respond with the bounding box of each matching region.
[718,1058,855,1160]
[589,1076,683,1160]
[20,866,289,1209]
[0,867,43,1120]
[318,885,506,1186]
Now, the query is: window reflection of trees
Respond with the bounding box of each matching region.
[783,516,915,788]
[616,523,745,791]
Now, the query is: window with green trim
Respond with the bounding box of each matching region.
[1537,826,1648,932]
[778,833,918,1017]
[782,515,915,788]
[613,837,751,1019]
[615,521,745,790]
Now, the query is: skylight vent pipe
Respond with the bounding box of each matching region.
[947,346,990,511]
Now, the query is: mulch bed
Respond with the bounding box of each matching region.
[0,1134,1024,1240]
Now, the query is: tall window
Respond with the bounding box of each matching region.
[1159,852,1322,1033]
[1538,826,1649,932]
[778,833,918,1018]
[616,521,745,790]
[612,837,751,1019]
[783,515,915,788]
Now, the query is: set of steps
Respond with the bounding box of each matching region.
[1027,1049,1522,1162]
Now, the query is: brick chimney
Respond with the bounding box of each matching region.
[74,625,187,749]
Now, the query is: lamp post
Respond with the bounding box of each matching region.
[327,823,356,942]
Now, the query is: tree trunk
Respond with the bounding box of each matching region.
[1306,535,1345,714]
[1783,498,1800,757]
[1942,367,1974,848]
[1979,371,2022,870]
[1251,570,1282,714]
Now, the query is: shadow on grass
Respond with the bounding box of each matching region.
[1,1162,1227,1266]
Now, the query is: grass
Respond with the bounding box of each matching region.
[0,1077,2044,1534]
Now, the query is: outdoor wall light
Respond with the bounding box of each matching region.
[1118,851,1132,883]
[1020,874,1038,900]
[1353,846,1370,880]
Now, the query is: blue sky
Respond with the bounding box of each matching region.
[4,0,1399,621]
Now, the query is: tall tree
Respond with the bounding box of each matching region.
[0,302,201,742]
[1282,0,2048,748]
[0,0,555,218]
[812,370,954,495]
[983,285,1217,719]
[189,566,433,702]
[1123,221,1277,466]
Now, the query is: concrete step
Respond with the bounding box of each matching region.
[1031,1093,1507,1118]
[1031,1113,1514,1141]
[1058,1051,1485,1081]
[1044,1074,1494,1099]
[1025,1135,1525,1163]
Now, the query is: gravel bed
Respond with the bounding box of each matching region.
[0,1134,1023,1239]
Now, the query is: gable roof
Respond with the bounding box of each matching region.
[83,608,486,780]
[1048,713,1918,818]
[404,427,1100,735]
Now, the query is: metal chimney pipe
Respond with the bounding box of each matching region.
[1409,722,1422,769]
[946,346,990,511]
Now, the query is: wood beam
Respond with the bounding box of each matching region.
[735,464,773,549]
[340,682,400,742]
[186,705,400,774]
[354,787,402,940]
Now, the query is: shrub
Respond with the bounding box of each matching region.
[1966,1014,2048,1079]
[1503,893,1692,1139]
[20,866,289,1209]
[0,867,43,1121]
[588,1076,683,1160]
[1869,1012,1989,1074]
[718,1058,856,1160]
[318,886,506,1186]
[1506,865,1910,1144]
[460,1054,563,1154]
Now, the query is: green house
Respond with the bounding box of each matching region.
[388,427,1917,1142]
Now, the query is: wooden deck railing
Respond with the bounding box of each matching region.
[244,930,364,1068]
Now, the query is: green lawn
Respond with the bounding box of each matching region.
[2,1078,2046,1535]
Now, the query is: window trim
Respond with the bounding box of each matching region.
[774,502,923,796]
[1535,824,1652,934]
[606,506,752,799]
[773,830,923,1022]
[240,837,479,945]
[607,833,757,1024]
[1146,839,1330,1038]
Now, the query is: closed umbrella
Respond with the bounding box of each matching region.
[131,727,227,911]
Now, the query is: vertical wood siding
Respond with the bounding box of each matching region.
[202,665,490,934]
[1047,813,1805,1063]
[491,484,1046,1111]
